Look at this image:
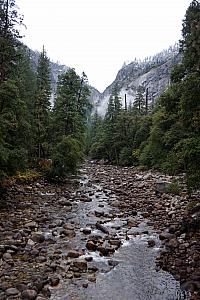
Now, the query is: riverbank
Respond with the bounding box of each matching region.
[0,162,199,299]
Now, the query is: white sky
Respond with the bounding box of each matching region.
[17,0,191,92]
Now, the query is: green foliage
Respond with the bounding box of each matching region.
[49,136,83,177]
[180,0,200,73]
[166,180,181,195]
[34,47,51,159]
[119,147,133,166]
[52,69,90,142]
[138,1,200,191]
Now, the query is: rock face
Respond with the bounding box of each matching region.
[92,45,181,115]
[29,44,181,113]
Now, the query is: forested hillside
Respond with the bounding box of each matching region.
[0,0,91,186]
[89,0,200,192]
[0,0,199,194]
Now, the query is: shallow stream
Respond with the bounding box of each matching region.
[51,167,189,300]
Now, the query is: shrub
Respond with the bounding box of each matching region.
[49,135,83,178]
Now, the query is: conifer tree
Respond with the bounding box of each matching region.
[34,46,51,159]
[50,68,90,176]
[0,0,28,181]
[180,0,200,73]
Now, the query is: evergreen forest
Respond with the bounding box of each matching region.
[0,0,199,193]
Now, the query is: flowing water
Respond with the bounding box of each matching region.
[50,168,190,300]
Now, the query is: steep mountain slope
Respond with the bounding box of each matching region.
[93,45,181,115]
[29,45,181,110]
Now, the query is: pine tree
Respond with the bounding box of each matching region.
[34,46,51,159]
[52,68,90,142]
[103,88,123,162]
[180,0,200,73]
[0,0,28,182]
[50,68,90,176]
[133,85,146,115]
[0,0,22,84]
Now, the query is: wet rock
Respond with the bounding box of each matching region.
[111,200,120,207]
[50,276,60,287]
[87,274,96,282]
[27,239,35,246]
[85,256,93,262]
[36,256,47,263]
[31,233,45,243]
[0,292,5,299]
[58,197,72,206]
[5,288,20,296]
[98,245,114,256]
[31,248,40,256]
[73,272,81,278]
[96,222,109,234]
[60,229,76,238]
[21,289,37,300]
[25,222,37,229]
[109,239,121,248]
[127,216,137,227]
[16,283,27,292]
[67,250,80,258]
[86,240,97,251]
[167,238,179,248]
[40,287,51,298]
[147,239,156,247]
[3,252,12,261]
[80,195,92,202]
[73,260,87,271]
[82,228,92,235]
[36,296,48,300]
[159,232,173,240]
[108,260,120,267]
[95,211,104,217]
[63,223,74,230]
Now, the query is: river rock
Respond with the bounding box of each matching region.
[155,180,170,194]
[98,245,114,256]
[58,197,72,206]
[87,274,96,282]
[109,239,121,248]
[3,252,12,261]
[60,229,76,238]
[95,210,104,217]
[127,217,137,227]
[36,296,48,300]
[67,250,80,258]
[63,223,74,230]
[25,222,37,229]
[111,200,120,207]
[73,260,87,271]
[85,256,93,262]
[148,239,156,247]
[5,288,20,296]
[31,233,45,243]
[50,276,60,287]
[36,256,47,263]
[86,240,97,251]
[82,228,92,235]
[80,195,92,202]
[167,238,179,248]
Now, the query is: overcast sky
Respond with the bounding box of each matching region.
[17,0,191,92]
